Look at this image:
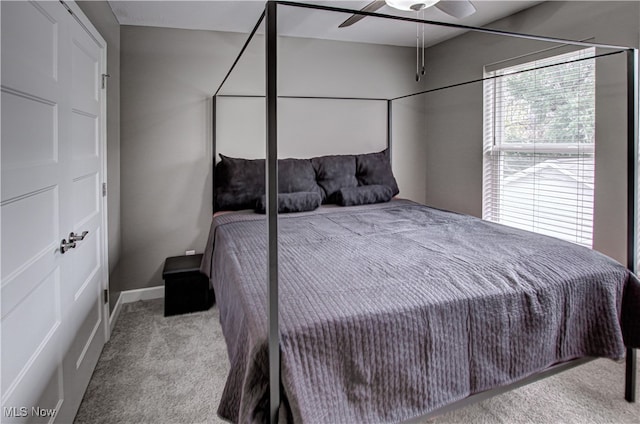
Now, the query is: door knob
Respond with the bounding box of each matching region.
[69,230,89,242]
[60,239,76,254]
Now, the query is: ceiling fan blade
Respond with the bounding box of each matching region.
[435,0,476,19]
[338,0,386,28]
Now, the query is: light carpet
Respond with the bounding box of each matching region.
[74,299,639,423]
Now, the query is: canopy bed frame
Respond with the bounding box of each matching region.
[211,1,639,422]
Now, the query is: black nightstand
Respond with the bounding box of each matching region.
[162,254,213,317]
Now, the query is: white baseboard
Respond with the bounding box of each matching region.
[108,286,164,332]
[109,292,123,333]
[120,285,165,304]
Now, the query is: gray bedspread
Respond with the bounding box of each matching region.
[202,200,640,423]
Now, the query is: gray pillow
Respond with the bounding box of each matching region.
[356,149,399,196]
[278,158,324,198]
[215,154,265,211]
[255,192,322,214]
[214,155,323,211]
[311,155,358,202]
[336,185,393,206]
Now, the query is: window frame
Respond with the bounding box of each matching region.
[482,48,596,247]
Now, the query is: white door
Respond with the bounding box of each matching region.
[1,1,109,422]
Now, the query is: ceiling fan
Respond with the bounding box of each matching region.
[338,0,477,28]
[339,1,476,82]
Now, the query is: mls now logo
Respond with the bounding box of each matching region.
[4,407,57,418]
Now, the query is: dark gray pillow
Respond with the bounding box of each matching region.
[356,149,399,196]
[336,185,393,207]
[215,154,265,211]
[255,192,322,214]
[278,158,324,198]
[214,155,323,211]
[311,155,358,202]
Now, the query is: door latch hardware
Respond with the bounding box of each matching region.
[69,230,89,242]
[101,74,111,89]
[60,239,76,254]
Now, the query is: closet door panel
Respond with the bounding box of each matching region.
[0,2,70,421]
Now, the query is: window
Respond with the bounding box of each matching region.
[483,49,596,247]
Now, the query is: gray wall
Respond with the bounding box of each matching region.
[120,25,426,290]
[76,1,122,306]
[215,97,389,158]
[421,1,639,263]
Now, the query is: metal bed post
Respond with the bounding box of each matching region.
[212,95,217,212]
[265,1,280,422]
[626,47,639,403]
[628,350,638,402]
[387,100,392,162]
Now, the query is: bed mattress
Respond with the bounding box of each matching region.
[201,199,640,423]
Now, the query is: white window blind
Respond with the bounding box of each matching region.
[482,48,596,247]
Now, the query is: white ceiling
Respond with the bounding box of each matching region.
[108,0,543,47]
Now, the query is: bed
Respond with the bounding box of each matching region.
[207,1,639,422]
[202,153,640,424]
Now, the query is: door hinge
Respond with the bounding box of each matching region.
[102,182,107,197]
[101,74,111,89]
[103,289,109,304]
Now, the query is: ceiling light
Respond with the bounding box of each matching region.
[385,0,440,12]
